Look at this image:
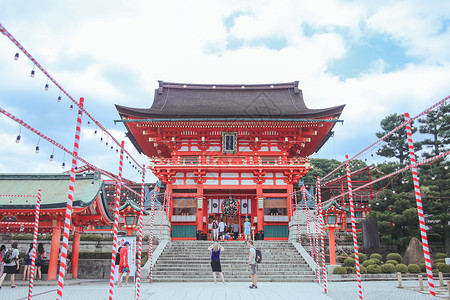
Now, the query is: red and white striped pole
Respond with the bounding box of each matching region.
[148,192,156,283]
[303,188,314,260]
[404,113,436,299]
[56,98,84,300]
[317,177,327,293]
[295,192,301,245]
[108,140,125,300]
[346,155,363,299]
[27,189,41,300]
[135,165,146,300]
[314,187,320,284]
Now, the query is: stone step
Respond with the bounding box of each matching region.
[152,276,316,282]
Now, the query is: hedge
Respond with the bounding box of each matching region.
[381,263,396,273]
[372,258,382,265]
[434,258,445,264]
[367,264,381,274]
[352,266,367,274]
[434,253,447,260]
[396,264,408,273]
[344,266,354,274]
[408,264,421,273]
[386,253,402,263]
[351,253,367,263]
[362,259,375,268]
[337,255,349,264]
[370,253,382,261]
[386,260,399,266]
[344,258,356,267]
[420,263,426,272]
[434,263,450,273]
[333,267,347,274]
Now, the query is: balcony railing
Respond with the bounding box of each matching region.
[150,157,309,167]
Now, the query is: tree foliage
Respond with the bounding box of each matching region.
[375,113,421,164]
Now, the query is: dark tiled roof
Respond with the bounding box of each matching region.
[116,81,345,119]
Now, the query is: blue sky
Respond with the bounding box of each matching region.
[0,0,449,183]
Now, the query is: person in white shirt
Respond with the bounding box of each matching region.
[218,219,225,241]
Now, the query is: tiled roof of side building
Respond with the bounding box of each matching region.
[116,81,345,120]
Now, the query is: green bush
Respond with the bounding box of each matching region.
[386,253,402,263]
[432,268,439,274]
[434,258,445,264]
[420,263,426,272]
[350,253,366,263]
[370,253,383,261]
[434,263,450,273]
[396,264,408,273]
[333,267,347,274]
[344,266,354,274]
[434,253,447,260]
[372,258,382,265]
[352,266,367,274]
[386,260,399,266]
[362,259,375,268]
[381,263,396,273]
[337,255,349,264]
[344,258,356,267]
[408,264,421,273]
[367,264,381,274]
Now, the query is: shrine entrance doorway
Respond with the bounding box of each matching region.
[206,193,255,240]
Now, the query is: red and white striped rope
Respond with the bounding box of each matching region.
[0,194,37,197]
[0,106,141,199]
[346,155,363,299]
[148,193,156,283]
[108,140,125,300]
[295,192,301,245]
[317,178,327,293]
[135,165,146,300]
[0,222,35,226]
[0,23,143,171]
[322,150,449,206]
[321,95,449,182]
[27,189,41,300]
[56,98,84,300]
[404,113,436,299]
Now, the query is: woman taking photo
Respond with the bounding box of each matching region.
[207,242,225,284]
[23,243,33,281]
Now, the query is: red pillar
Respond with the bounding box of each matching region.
[71,230,81,279]
[196,184,204,234]
[328,227,337,265]
[166,183,173,223]
[48,223,61,280]
[256,183,264,233]
[287,184,293,222]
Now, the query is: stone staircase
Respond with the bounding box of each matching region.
[153,240,316,282]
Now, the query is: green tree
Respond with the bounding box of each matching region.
[376,113,421,164]
[417,103,449,156]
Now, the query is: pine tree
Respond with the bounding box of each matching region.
[375,113,421,164]
[418,103,449,156]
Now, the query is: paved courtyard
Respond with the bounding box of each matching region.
[0,280,447,299]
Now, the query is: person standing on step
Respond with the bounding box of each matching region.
[208,242,225,284]
[232,223,239,240]
[247,240,258,289]
[118,241,130,286]
[23,243,33,281]
[212,218,219,241]
[244,218,251,242]
[218,219,226,242]
[0,241,20,289]
[35,243,46,280]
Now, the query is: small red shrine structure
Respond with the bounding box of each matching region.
[0,173,113,279]
[116,81,344,240]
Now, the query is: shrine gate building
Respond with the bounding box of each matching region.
[116,81,344,240]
